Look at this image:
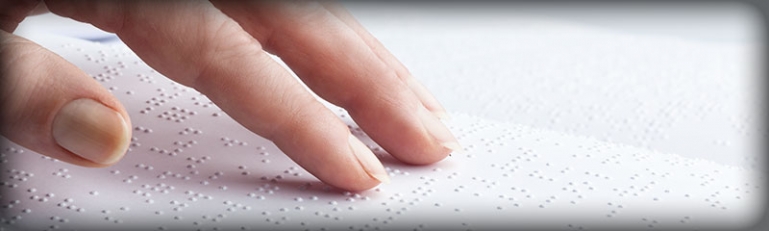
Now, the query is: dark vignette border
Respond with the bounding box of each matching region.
[0,0,767,230]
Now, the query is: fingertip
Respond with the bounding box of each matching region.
[52,98,131,166]
[266,108,385,192]
[98,106,131,166]
[348,134,390,184]
[1,32,132,168]
[396,147,453,166]
[333,175,383,192]
[410,107,459,165]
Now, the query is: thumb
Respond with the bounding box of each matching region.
[1,30,132,167]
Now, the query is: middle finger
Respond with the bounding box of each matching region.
[212,0,461,165]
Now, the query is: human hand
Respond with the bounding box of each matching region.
[0,0,459,191]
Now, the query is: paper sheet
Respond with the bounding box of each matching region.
[1,7,764,230]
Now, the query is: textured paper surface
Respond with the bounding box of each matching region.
[1,6,764,230]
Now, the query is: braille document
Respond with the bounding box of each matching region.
[1,9,764,230]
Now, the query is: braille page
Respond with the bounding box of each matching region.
[0,30,763,230]
[365,18,763,169]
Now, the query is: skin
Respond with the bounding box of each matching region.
[0,0,456,192]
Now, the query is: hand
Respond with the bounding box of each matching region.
[0,0,459,191]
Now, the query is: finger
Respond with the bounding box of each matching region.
[0,30,132,167]
[0,0,42,32]
[319,2,449,119]
[29,1,50,16]
[45,0,389,191]
[211,1,460,165]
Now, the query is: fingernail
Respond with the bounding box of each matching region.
[348,134,390,184]
[52,99,130,165]
[408,78,450,121]
[419,108,461,152]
